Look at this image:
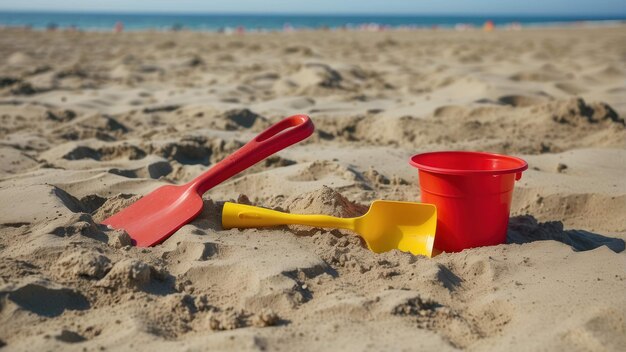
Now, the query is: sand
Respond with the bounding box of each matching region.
[0,25,625,351]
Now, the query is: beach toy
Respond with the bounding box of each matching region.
[410,151,527,253]
[222,200,437,257]
[102,115,314,247]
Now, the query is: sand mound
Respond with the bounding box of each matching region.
[549,98,624,126]
[149,138,212,165]
[281,186,368,218]
[6,52,33,66]
[218,109,267,130]
[275,62,345,95]
[93,194,141,223]
[293,63,343,89]
[55,249,112,279]
[97,259,152,290]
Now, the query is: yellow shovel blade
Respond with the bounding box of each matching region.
[222,200,437,257]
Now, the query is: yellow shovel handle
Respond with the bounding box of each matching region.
[222,202,354,231]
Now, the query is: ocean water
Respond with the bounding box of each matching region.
[0,12,624,31]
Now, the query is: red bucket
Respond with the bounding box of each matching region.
[410,151,528,252]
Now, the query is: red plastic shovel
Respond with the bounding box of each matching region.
[102,114,314,247]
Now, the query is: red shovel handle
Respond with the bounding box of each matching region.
[190,114,314,194]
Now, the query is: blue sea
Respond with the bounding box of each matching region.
[0,12,624,31]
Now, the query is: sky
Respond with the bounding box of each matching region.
[0,0,624,16]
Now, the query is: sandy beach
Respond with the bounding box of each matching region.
[0,25,625,351]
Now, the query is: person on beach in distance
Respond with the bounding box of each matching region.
[114,21,124,33]
[483,20,495,31]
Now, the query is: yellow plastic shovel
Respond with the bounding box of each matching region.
[222,200,437,257]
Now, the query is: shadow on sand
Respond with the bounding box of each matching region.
[507,215,625,253]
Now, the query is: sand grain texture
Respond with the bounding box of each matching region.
[0,26,625,351]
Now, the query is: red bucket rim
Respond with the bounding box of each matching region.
[409,150,528,176]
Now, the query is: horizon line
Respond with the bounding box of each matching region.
[1,9,625,18]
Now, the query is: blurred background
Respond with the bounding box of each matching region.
[1,0,625,31]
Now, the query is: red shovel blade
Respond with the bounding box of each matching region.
[102,185,203,247]
[102,115,314,247]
